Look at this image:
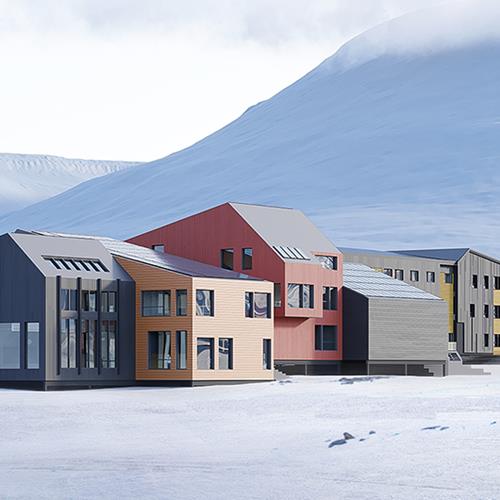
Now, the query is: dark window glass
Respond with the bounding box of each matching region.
[142,291,170,316]
[26,322,39,369]
[317,255,338,270]
[87,261,100,272]
[484,276,490,289]
[472,274,478,288]
[60,318,77,369]
[383,268,393,277]
[101,291,108,313]
[394,269,404,281]
[495,334,500,348]
[82,291,97,312]
[176,290,188,316]
[410,270,419,282]
[100,320,116,368]
[60,289,77,311]
[484,334,490,348]
[49,258,61,269]
[449,332,458,343]
[108,292,117,313]
[219,338,233,370]
[495,277,500,290]
[152,244,165,253]
[288,284,314,308]
[274,283,281,307]
[0,323,20,369]
[80,319,96,368]
[220,248,234,270]
[323,287,338,310]
[470,304,476,318]
[149,332,171,369]
[315,325,338,351]
[176,331,187,369]
[263,339,272,369]
[495,306,500,319]
[196,290,214,316]
[242,248,253,270]
[197,337,214,369]
[426,271,435,283]
[484,305,490,318]
[245,292,253,318]
[444,272,453,284]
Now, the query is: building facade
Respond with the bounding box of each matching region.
[341,247,500,358]
[128,202,343,374]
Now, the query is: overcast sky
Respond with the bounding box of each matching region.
[0,0,443,162]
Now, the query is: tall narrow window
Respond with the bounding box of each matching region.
[495,276,500,290]
[220,248,234,270]
[176,331,187,369]
[101,291,117,313]
[242,248,253,270]
[470,304,476,318]
[82,291,97,312]
[426,271,435,283]
[484,334,490,348]
[472,274,478,288]
[80,320,96,368]
[60,318,77,369]
[484,305,490,318]
[149,332,171,369]
[218,338,233,370]
[142,291,170,316]
[0,323,20,369]
[484,276,490,289]
[274,283,281,307]
[394,269,404,281]
[26,322,39,369]
[263,339,272,370]
[197,338,214,369]
[315,325,338,351]
[323,287,338,310]
[176,290,188,316]
[196,290,214,316]
[60,289,77,311]
[495,305,500,319]
[287,284,314,308]
[410,270,419,282]
[101,320,116,368]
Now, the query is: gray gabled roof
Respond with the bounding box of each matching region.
[339,247,403,257]
[17,230,261,280]
[393,248,470,262]
[343,263,442,300]
[230,202,338,260]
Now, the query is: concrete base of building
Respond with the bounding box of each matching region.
[461,354,500,365]
[137,379,273,387]
[275,360,343,376]
[0,380,136,391]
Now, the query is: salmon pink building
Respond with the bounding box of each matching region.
[128,203,343,374]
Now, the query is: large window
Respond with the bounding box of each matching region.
[0,323,20,369]
[426,271,435,283]
[287,284,314,308]
[82,291,97,312]
[394,269,404,281]
[263,339,272,370]
[142,291,170,317]
[80,320,96,368]
[242,248,253,270]
[149,332,171,369]
[197,337,214,369]
[323,287,338,310]
[60,318,77,369]
[101,320,116,368]
[410,270,419,282]
[219,338,233,370]
[60,288,77,311]
[26,322,39,369]
[315,325,338,351]
[176,331,187,369]
[196,290,214,316]
[317,255,338,270]
[245,292,271,318]
[176,290,188,316]
[220,248,234,270]
[101,291,117,313]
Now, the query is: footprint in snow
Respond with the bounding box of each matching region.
[328,439,347,448]
[491,421,497,425]
[421,425,449,431]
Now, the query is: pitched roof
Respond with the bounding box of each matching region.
[230,202,338,260]
[339,247,403,257]
[392,248,470,262]
[16,230,261,280]
[343,263,442,300]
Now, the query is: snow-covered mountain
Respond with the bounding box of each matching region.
[2,3,500,254]
[0,153,139,214]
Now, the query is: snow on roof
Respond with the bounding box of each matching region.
[343,263,442,300]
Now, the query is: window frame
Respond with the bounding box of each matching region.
[195,289,215,317]
[141,290,171,317]
[263,339,272,370]
[196,337,215,370]
[287,283,314,308]
[410,270,419,282]
[176,289,188,316]
[218,338,233,370]
[426,271,435,283]
[220,248,234,270]
[176,330,187,370]
[322,286,338,311]
[245,291,272,318]
[242,248,253,270]
[314,325,338,351]
[394,269,404,281]
[148,331,172,370]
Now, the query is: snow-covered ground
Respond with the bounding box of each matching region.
[1,371,500,499]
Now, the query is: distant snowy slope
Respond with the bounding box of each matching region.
[0,153,140,214]
[2,3,500,253]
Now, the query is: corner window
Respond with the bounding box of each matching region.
[26,322,39,369]
[426,271,435,283]
[152,244,165,253]
[101,320,116,368]
[0,323,20,369]
[484,276,490,289]
[287,283,314,308]
[315,325,338,351]
[383,268,393,277]
[472,274,478,288]
[274,283,281,308]
[394,269,404,281]
[142,291,170,317]
[80,320,96,368]
[263,339,272,370]
[218,338,233,370]
[245,292,271,318]
[197,337,214,369]
[176,331,187,369]
[470,304,476,318]
[317,255,338,270]
[410,270,419,282]
[60,288,77,311]
[176,290,188,316]
[323,287,338,311]
[220,248,234,270]
[101,291,117,313]
[60,318,77,369]
[242,248,253,270]
[149,331,171,369]
[82,290,97,312]
[196,290,214,316]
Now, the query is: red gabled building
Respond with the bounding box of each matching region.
[128,202,343,374]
